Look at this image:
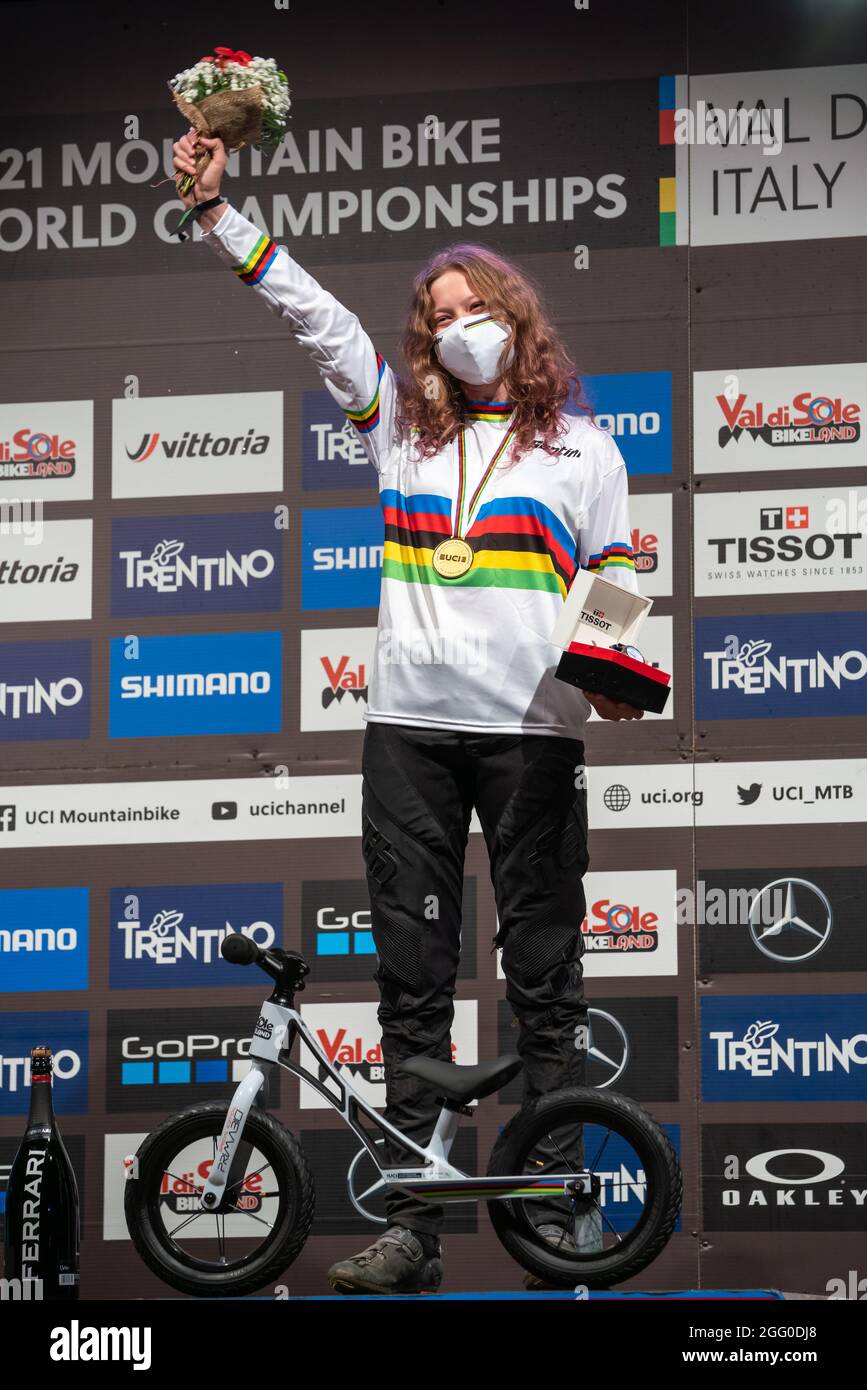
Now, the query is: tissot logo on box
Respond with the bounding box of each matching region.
[111,513,282,616]
[0,519,93,623]
[109,883,283,988]
[567,372,672,475]
[0,887,89,991]
[108,631,282,737]
[702,1123,867,1232]
[0,399,94,501]
[112,391,283,498]
[696,613,867,719]
[0,640,91,742]
[302,507,383,609]
[701,995,867,1101]
[106,1007,279,1111]
[0,1011,88,1115]
[302,390,378,490]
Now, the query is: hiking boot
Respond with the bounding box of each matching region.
[522,1205,604,1291]
[327,1225,443,1295]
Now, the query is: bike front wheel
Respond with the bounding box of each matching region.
[487,1087,682,1288]
[124,1102,315,1297]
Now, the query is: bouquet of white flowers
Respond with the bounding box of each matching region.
[168,47,291,197]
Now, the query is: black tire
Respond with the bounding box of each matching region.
[487,1087,682,1288]
[124,1102,315,1297]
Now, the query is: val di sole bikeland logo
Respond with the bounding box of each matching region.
[701,1123,867,1232]
[105,1007,280,1113]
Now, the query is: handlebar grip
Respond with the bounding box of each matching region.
[221,934,260,965]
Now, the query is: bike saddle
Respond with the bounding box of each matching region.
[396,1054,523,1104]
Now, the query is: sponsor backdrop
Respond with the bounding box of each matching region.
[1,0,866,1298]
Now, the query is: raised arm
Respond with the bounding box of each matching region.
[172,130,395,472]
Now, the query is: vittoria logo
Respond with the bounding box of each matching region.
[125,428,271,461]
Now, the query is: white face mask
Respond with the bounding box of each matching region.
[433,312,515,385]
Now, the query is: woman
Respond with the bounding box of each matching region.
[173,130,644,1296]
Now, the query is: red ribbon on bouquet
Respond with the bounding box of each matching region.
[201,47,253,68]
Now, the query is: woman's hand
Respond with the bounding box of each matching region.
[583,689,644,721]
[172,128,228,208]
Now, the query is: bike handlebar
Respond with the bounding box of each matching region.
[220,934,310,995]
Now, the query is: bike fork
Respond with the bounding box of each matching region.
[199,1061,272,1212]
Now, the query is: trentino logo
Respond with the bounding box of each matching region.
[702,995,867,1101]
[109,883,283,988]
[696,613,867,719]
[302,507,383,610]
[108,631,283,737]
[0,888,88,992]
[0,1011,89,1115]
[566,372,672,475]
[111,513,282,617]
[302,390,378,490]
[0,641,91,742]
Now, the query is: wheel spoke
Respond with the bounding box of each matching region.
[164,1209,210,1238]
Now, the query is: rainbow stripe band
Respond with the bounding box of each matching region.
[232,233,279,286]
[586,540,636,573]
[464,314,495,330]
[344,353,387,434]
[380,488,578,596]
[466,399,515,422]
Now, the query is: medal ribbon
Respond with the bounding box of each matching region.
[452,422,519,540]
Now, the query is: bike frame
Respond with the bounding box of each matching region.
[198,997,592,1215]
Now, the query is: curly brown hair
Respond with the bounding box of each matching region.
[393,241,593,466]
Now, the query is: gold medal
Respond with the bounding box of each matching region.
[431,536,475,579]
[430,419,519,582]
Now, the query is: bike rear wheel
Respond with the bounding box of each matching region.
[487,1087,682,1288]
[124,1102,315,1297]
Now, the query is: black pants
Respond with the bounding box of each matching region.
[360,720,590,1237]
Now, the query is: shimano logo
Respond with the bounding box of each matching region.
[0,927,78,954]
[0,679,83,718]
[313,546,383,571]
[118,539,275,592]
[119,671,271,699]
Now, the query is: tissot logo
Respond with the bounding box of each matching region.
[106,1007,279,1111]
[702,1125,867,1232]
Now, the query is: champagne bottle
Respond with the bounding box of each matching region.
[3,1046,80,1300]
